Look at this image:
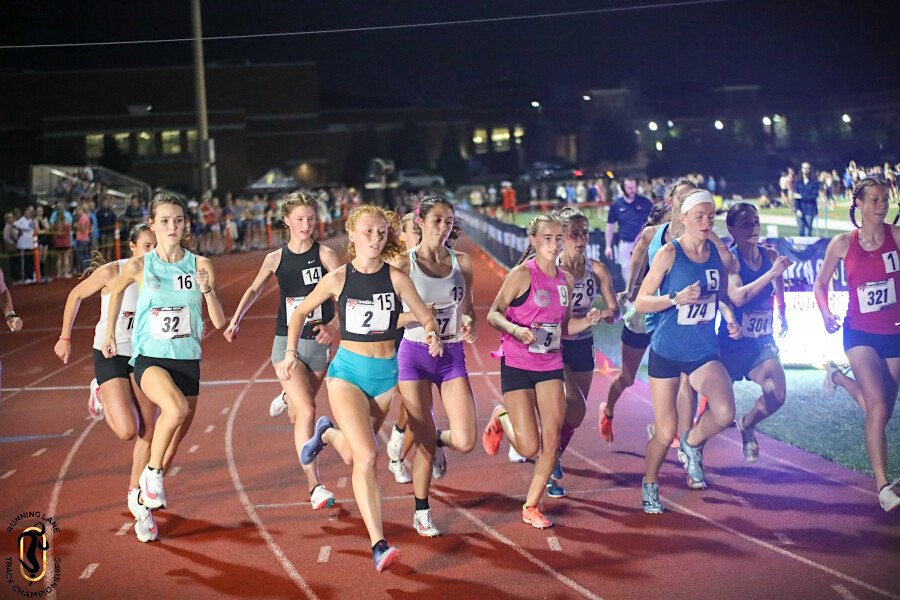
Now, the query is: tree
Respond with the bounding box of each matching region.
[99,135,131,174]
[436,127,468,187]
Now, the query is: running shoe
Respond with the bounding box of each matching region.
[641,480,664,514]
[878,479,899,512]
[372,542,401,572]
[300,416,333,465]
[127,487,141,520]
[822,361,842,396]
[647,422,681,449]
[546,479,566,498]
[413,509,441,537]
[550,459,564,482]
[599,402,614,443]
[269,391,287,417]
[482,405,505,456]
[508,444,528,463]
[88,379,104,421]
[139,465,167,510]
[310,485,336,510]
[679,438,706,490]
[521,505,552,529]
[736,417,760,463]
[388,460,412,484]
[432,446,447,481]
[386,425,404,462]
[133,504,158,543]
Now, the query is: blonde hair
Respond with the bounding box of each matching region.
[515,213,563,265]
[280,191,318,220]
[345,204,403,261]
[399,211,421,247]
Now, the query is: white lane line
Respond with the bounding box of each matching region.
[78,563,100,579]
[221,407,230,415]
[204,424,215,434]
[1,470,16,479]
[0,353,92,405]
[431,488,603,600]
[547,536,562,552]
[115,522,133,536]
[225,359,320,600]
[63,428,74,436]
[775,532,794,546]
[567,448,899,600]
[255,493,415,510]
[336,476,347,489]
[32,447,47,457]
[188,444,199,453]
[833,584,860,600]
[316,546,331,563]
[169,465,181,477]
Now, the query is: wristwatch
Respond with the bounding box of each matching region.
[668,291,677,305]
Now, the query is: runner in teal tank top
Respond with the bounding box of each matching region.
[102,194,226,541]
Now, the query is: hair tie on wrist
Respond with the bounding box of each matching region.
[58,336,70,341]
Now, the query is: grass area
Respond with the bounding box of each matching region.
[592,322,899,480]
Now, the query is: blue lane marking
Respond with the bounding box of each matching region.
[0,431,74,443]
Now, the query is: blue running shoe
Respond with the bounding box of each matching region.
[642,480,664,514]
[372,541,401,572]
[546,479,566,498]
[301,416,334,465]
[551,459,563,482]
[679,437,706,489]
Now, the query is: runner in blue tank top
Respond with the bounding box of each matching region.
[102,194,226,539]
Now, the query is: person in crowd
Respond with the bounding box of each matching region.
[605,177,653,285]
[794,162,820,236]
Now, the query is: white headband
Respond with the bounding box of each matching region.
[681,190,715,214]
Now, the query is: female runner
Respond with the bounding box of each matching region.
[482,214,601,528]
[814,176,900,512]
[1,268,25,401]
[224,192,340,510]
[102,193,226,536]
[551,206,618,497]
[54,224,160,541]
[275,204,441,571]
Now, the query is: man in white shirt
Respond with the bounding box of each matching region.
[14,207,35,283]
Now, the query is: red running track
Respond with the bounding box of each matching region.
[0,238,897,600]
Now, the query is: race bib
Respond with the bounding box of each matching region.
[857,279,897,314]
[676,295,717,326]
[172,273,195,291]
[434,305,460,341]
[572,280,594,312]
[286,297,322,325]
[345,297,392,335]
[150,306,191,340]
[115,311,135,340]
[301,267,322,286]
[528,322,561,354]
[741,310,773,338]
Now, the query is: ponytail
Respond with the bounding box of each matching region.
[516,213,562,266]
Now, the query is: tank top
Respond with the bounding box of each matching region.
[501,259,570,371]
[844,224,900,334]
[645,223,670,333]
[130,249,203,363]
[275,242,335,339]
[718,245,775,344]
[403,247,466,343]
[650,239,724,361]
[338,262,401,343]
[92,259,140,356]
[560,256,598,341]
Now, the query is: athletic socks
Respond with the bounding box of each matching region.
[373,539,389,553]
[415,496,430,511]
[435,429,445,448]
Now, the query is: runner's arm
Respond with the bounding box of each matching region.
[197,256,226,330]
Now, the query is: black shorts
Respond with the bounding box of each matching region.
[719,342,779,382]
[621,324,652,349]
[133,355,201,397]
[648,348,719,379]
[843,328,900,358]
[500,358,564,394]
[561,338,595,372]
[92,349,133,385]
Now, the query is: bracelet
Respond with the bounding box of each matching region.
[201,287,213,294]
[284,348,299,358]
[58,336,71,341]
[511,326,520,337]
[5,313,17,320]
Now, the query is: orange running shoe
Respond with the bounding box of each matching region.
[522,505,552,529]
[482,404,505,456]
[599,402,614,443]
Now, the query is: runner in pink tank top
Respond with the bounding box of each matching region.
[483,214,601,529]
[814,176,900,512]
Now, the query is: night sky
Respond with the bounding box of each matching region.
[2,0,898,106]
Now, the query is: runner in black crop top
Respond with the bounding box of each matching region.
[338,262,402,342]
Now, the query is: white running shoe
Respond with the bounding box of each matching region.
[127,487,141,520]
[432,446,447,480]
[413,509,441,537]
[386,426,404,462]
[878,479,900,513]
[139,465,167,510]
[388,460,412,484]
[269,391,288,417]
[822,361,843,396]
[310,485,336,510]
[133,504,158,543]
[508,444,528,463]
[88,379,104,421]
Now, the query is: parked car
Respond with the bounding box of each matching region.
[397,169,445,189]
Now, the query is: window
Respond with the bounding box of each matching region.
[472,128,487,154]
[114,132,130,153]
[161,130,182,155]
[514,125,525,144]
[187,130,198,155]
[85,134,103,159]
[137,131,155,156]
[491,127,510,152]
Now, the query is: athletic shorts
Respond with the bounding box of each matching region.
[398,338,467,384]
[621,324,652,350]
[271,335,330,373]
[648,349,718,380]
[561,337,596,372]
[326,346,398,399]
[133,355,200,397]
[500,358,564,394]
[843,328,900,358]
[720,342,779,382]
[92,349,133,385]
